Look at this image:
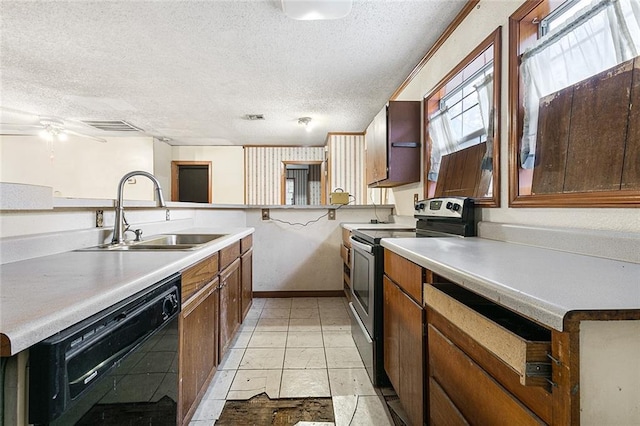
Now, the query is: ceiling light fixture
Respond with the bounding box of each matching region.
[280,0,352,20]
[38,119,68,141]
[297,117,312,126]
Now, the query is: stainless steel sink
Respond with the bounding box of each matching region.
[139,234,227,246]
[79,233,228,251]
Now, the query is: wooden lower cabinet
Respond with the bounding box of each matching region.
[177,234,253,425]
[428,377,469,426]
[178,277,219,425]
[241,248,253,321]
[383,275,424,426]
[219,258,241,358]
[428,323,545,425]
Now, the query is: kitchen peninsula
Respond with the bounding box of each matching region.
[381,229,640,425]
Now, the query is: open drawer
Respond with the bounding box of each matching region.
[425,283,551,387]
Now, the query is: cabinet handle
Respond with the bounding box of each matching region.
[391,142,419,148]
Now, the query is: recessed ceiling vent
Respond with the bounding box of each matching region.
[82,120,144,132]
[245,114,265,120]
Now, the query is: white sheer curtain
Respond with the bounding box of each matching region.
[474,73,494,169]
[520,0,640,168]
[428,109,457,181]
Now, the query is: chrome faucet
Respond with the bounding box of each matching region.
[112,171,166,245]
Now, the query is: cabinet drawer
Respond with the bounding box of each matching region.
[425,284,551,386]
[182,253,219,303]
[342,228,351,248]
[384,249,422,302]
[429,325,545,425]
[429,377,469,426]
[340,244,350,265]
[220,241,240,271]
[241,234,253,254]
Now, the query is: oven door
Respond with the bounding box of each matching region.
[349,236,375,337]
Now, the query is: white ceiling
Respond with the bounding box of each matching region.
[0,0,466,146]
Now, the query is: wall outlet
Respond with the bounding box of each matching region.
[262,209,270,220]
[414,193,419,204]
[95,210,104,228]
[166,209,171,221]
[328,209,336,220]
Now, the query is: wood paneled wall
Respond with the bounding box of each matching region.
[327,133,366,205]
[244,147,325,204]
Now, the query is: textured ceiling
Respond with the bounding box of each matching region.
[0,0,466,146]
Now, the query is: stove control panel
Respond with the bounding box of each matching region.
[414,197,472,219]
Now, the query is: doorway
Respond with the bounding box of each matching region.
[280,161,326,205]
[171,161,212,203]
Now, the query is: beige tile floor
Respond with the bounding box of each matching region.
[189,297,395,425]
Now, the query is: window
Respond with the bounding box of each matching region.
[424,28,501,206]
[509,0,640,206]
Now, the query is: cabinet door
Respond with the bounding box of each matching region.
[398,283,424,426]
[179,278,219,425]
[366,106,388,185]
[241,249,253,321]
[383,275,424,426]
[383,276,401,390]
[219,258,241,359]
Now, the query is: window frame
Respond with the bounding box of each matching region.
[423,27,502,207]
[508,0,640,207]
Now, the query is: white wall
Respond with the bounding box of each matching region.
[171,145,244,204]
[245,207,394,292]
[390,0,640,233]
[153,138,173,196]
[0,135,156,200]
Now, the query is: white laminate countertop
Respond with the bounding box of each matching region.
[0,227,254,356]
[381,237,640,331]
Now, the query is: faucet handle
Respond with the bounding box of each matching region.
[133,229,143,242]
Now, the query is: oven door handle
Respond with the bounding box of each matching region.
[350,237,373,254]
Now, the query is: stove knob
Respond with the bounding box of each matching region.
[452,203,461,212]
[418,203,425,210]
[446,202,453,210]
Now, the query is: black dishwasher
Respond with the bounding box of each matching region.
[29,274,181,425]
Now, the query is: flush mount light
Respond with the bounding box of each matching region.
[298,117,313,132]
[280,0,352,20]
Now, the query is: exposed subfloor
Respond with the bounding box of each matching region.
[189,297,395,425]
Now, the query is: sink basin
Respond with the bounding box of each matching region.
[139,234,227,246]
[79,233,228,251]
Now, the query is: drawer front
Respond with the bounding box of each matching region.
[241,234,253,254]
[384,249,422,302]
[342,228,352,248]
[425,284,551,386]
[429,325,546,426]
[220,241,241,271]
[182,253,219,303]
[428,309,552,423]
[429,377,469,426]
[340,244,350,265]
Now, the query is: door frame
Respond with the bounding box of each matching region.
[280,160,326,205]
[171,161,212,203]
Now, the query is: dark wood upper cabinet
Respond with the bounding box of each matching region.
[366,101,421,187]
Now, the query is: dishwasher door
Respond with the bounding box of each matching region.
[29,274,180,425]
